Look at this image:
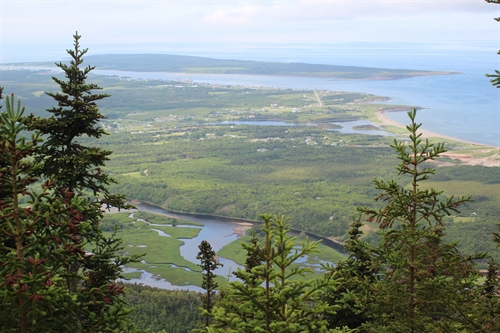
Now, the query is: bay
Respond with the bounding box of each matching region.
[5,43,499,146]
[89,66,498,147]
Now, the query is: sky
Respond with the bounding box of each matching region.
[0,0,499,62]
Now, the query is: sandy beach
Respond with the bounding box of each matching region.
[375,109,500,167]
[232,222,254,237]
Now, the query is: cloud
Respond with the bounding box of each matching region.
[205,6,262,24]
[202,0,496,24]
[0,0,497,56]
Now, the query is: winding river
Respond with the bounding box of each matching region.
[121,201,345,291]
[124,202,255,291]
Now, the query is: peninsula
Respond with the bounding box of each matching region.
[9,53,458,80]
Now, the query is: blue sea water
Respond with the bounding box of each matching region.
[167,42,500,147]
[3,42,499,146]
[87,42,499,147]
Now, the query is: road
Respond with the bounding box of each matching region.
[314,90,323,106]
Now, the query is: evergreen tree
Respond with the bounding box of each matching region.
[359,109,482,333]
[486,0,500,87]
[473,260,500,332]
[0,94,134,332]
[28,31,130,252]
[209,214,336,333]
[212,232,264,331]
[459,229,500,332]
[233,231,263,284]
[31,32,112,196]
[324,217,378,330]
[197,240,222,328]
[10,33,138,332]
[469,4,500,330]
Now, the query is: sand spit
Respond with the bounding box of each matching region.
[375,109,500,167]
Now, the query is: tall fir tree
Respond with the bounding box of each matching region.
[209,214,336,333]
[467,5,500,327]
[323,217,378,330]
[197,240,222,328]
[233,231,263,284]
[486,0,500,87]
[5,33,141,332]
[211,232,264,332]
[0,94,135,332]
[31,32,112,196]
[359,109,482,333]
[28,32,129,259]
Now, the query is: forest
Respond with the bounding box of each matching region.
[1,31,499,333]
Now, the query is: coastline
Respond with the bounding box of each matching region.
[3,64,458,81]
[375,109,500,167]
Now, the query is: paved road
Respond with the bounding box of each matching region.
[314,90,323,106]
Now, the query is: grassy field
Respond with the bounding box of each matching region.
[103,213,207,286]
[217,234,346,267]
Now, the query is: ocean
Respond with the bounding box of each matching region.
[166,41,500,148]
[3,42,500,146]
[188,42,500,148]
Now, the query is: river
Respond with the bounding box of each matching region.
[120,201,344,291]
[123,202,250,291]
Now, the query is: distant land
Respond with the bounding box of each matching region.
[6,54,459,80]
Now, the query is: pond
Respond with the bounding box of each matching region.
[212,119,392,136]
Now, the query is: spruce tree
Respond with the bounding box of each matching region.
[468,3,500,330]
[359,109,482,333]
[28,31,129,257]
[4,33,141,332]
[486,0,500,87]
[324,217,377,330]
[31,32,112,196]
[0,94,133,332]
[212,232,264,331]
[473,260,500,332]
[210,214,336,333]
[197,240,222,328]
[233,231,263,283]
